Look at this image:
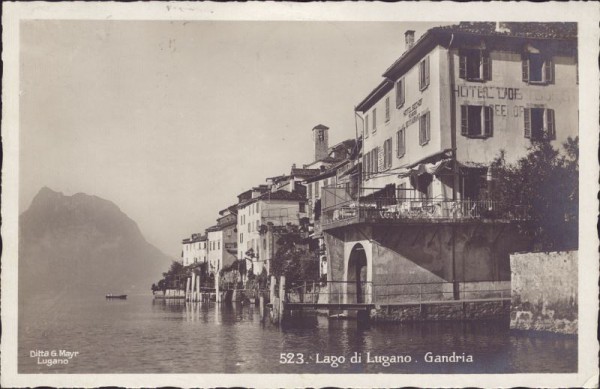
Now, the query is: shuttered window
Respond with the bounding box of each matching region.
[383,138,392,169]
[419,111,430,145]
[396,78,405,108]
[522,53,554,84]
[396,127,406,158]
[524,108,556,140]
[460,105,493,138]
[419,56,430,91]
[385,97,390,122]
[372,109,377,132]
[459,49,491,81]
[372,147,379,174]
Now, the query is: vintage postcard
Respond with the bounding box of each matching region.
[2,2,599,388]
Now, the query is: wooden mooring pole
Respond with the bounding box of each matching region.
[278,275,286,325]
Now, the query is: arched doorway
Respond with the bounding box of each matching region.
[347,243,368,303]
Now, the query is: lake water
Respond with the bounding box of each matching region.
[19,294,577,374]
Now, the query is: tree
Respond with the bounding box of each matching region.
[270,231,319,285]
[487,137,578,251]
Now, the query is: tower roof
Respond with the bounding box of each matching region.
[312,124,329,131]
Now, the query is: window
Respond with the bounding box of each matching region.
[240,233,243,243]
[256,203,259,213]
[383,138,392,170]
[459,49,491,81]
[419,56,430,91]
[385,97,390,122]
[396,78,405,108]
[256,220,259,231]
[419,111,431,145]
[460,105,493,138]
[247,223,250,233]
[315,182,320,198]
[396,127,406,158]
[218,241,220,250]
[299,202,306,213]
[307,182,312,198]
[372,109,377,132]
[522,53,553,84]
[371,147,379,175]
[524,108,556,140]
[363,150,370,179]
[365,114,369,138]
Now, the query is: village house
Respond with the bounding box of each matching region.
[301,124,361,278]
[237,185,307,276]
[205,206,238,277]
[321,22,578,306]
[181,233,207,267]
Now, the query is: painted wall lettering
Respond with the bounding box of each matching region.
[453,85,523,100]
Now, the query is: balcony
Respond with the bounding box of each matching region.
[321,186,526,230]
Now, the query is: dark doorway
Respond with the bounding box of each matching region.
[347,244,368,303]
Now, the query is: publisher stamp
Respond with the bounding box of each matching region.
[30,350,80,367]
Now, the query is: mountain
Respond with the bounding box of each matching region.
[19,187,171,299]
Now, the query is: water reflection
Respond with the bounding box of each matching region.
[20,295,577,374]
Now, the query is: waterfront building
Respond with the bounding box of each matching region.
[181,233,208,267]
[304,141,361,278]
[321,22,578,306]
[237,188,307,276]
[205,207,238,277]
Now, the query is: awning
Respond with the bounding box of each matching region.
[397,158,452,178]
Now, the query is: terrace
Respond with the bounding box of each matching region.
[321,185,526,230]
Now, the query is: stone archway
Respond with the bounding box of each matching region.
[347,243,368,303]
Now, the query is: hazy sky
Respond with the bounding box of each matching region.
[20,20,443,257]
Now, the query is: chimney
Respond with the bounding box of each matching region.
[292,163,296,169]
[495,22,510,34]
[312,124,329,161]
[405,30,415,51]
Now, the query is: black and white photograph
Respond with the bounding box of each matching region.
[2,2,598,388]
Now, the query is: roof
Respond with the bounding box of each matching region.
[357,22,577,112]
[432,22,577,41]
[290,168,321,177]
[182,233,207,244]
[312,124,329,131]
[205,225,221,233]
[239,189,306,207]
[304,160,349,184]
[218,204,238,216]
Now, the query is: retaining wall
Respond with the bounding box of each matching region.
[510,251,577,335]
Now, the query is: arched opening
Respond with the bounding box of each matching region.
[347,243,368,303]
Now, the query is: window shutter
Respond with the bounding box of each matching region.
[522,54,529,83]
[425,112,431,142]
[544,58,554,84]
[524,108,531,138]
[460,105,468,136]
[396,79,405,108]
[425,56,430,88]
[546,109,556,140]
[484,106,494,137]
[459,52,467,79]
[419,116,424,144]
[482,51,491,81]
[374,147,379,173]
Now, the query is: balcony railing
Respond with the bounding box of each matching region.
[321,186,526,227]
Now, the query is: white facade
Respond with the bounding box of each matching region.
[181,235,207,267]
[238,196,307,275]
[358,26,578,200]
[207,229,223,275]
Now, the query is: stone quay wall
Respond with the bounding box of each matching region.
[371,300,509,322]
[510,251,577,335]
